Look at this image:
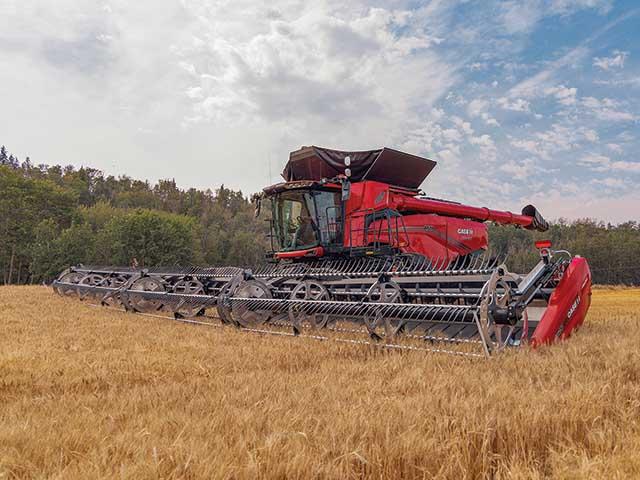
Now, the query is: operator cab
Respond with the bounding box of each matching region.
[269,187,342,255]
[261,146,437,260]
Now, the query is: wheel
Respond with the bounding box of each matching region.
[100,274,128,307]
[364,281,404,340]
[230,279,273,327]
[79,273,107,286]
[106,274,128,288]
[478,267,518,353]
[216,280,237,325]
[127,276,165,312]
[366,281,402,303]
[172,278,205,318]
[289,280,331,329]
[78,273,108,301]
[55,271,85,296]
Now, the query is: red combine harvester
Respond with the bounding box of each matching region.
[54,146,592,356]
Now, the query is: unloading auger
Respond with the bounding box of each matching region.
[53,146,592,356]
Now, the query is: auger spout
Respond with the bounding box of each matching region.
[393,196,549,232]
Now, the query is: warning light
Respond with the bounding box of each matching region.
[535,240,552,249]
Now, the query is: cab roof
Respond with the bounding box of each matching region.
[282,146,437,189]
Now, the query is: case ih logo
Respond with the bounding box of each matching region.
[567,296,581,319]
[457,228,473,236]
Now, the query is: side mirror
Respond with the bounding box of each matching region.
[341,179,351,201]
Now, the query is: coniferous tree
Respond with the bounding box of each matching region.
[0,146,8,165]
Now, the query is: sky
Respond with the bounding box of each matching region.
[0,0,638,222]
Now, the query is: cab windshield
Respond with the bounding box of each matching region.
[272,189,341,251]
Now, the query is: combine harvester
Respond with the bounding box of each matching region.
[53,146,592,356]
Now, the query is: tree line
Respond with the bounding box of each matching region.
[488,221,640,285]
[1,145,639,285]
[0,145,269,284]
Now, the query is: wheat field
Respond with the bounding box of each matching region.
[0,286,639,479]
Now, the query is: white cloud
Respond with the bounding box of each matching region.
[610,161,640,173]
[593,50,629,70]
[469,62,488,71]
[548,0,613,14]
[581,96,636,121]
[451,116,474,136]
[507,46,589,99]
[481,113,501,127]
[583,129,599,142]
[402,115,475,157]
[544,85,577,105]
[591,177,626,188]
[582,96,614,109]
[470,134,494,147]
[445,91,467,106]
[185,86,203,99]
[0,0,465,193]
[469,134,497,160]
[467,99,489,117]
[606,143,623,153]
[579,154,640,173]
[500,158,538,180]
[593,76,640,88]
[467,99,500,126]
[617,131,635,142]
[596,110,636,122]
[578,154,611,171]
[430,108,446,120]
[177,3,458,132]
[510,124,600,160]
[510,139,541,157]
[498,97,531,112]
[499,0,611,34]
[500,1,542,34]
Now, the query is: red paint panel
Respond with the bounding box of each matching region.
[342,181,490,262]
[275,246,325,260]
[531,257,592,346]
[401,215,488,263]
[535,240,552,249]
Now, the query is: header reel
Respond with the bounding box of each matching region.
[53,242,591,357]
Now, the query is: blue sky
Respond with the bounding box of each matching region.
[0,0,638,221]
